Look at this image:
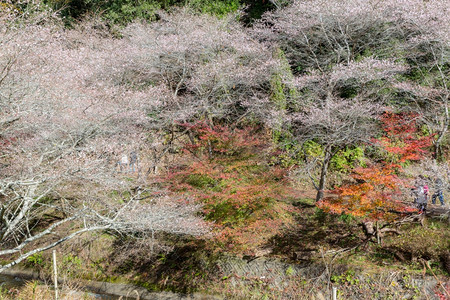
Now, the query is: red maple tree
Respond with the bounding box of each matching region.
[319,112,433,221]
[166,122,298,253]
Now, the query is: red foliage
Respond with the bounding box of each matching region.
[319,113,433,221]
[177,121,262,157]
[166,123,298,253]
[375,112,434,163]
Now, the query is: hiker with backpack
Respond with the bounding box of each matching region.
[412,176,428,213]
[129,151,138,173]
[415,185,428,213]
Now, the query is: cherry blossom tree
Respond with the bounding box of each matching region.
[254,0,449,72]
[253,0,449,200]
[255,0,449,162]
[289,58,406,201]
[0,10,209,272]
[115,9,278,129]
[393,81,448,160]
[87,9,283,175]
[394,36,449,160]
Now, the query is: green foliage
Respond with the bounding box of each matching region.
[102,0,161,24]
[270,49,299,143]
[354,38,406,63]
[338,213,357,225]
[270,73,287,112]
[331,269,360,285]
[401,63,449,89]
[313,207,327,223]
[239,0,275,24]
[206,200,266,225]
[269,133,304,168]
[188,0,240,17]
[285,266,295,276]
[43,0,180,23]
[26,253,44,267]
[0,1,21,14]
[330,146,365,172]
[338,80,360,99]
[270,49,299,112]
[270,149,301,168]
[61,254,83,276]
[184,174,217,189]
[43,0,91,21]
[43,0,242,24]
[62,254,82,267]
[270,137,330,189]
[387,226,450,260]
[303,140,323,157]
[420,124,431,137]
[270,50,289,111]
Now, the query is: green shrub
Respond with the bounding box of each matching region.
[61,254,83,276]
[62,254,82,267]
[43,0,242,24]
[303,140,323,158]
[187,0,240,17]
[338,213,357,225]
[331,269,360,285]
[185,174,217,189]
[330,146,365,172]
[26,252,44,267]
[103,0,161,24]
[386,226,450,261]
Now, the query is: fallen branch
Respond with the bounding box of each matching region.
[380,228,402,235]
[420,259,450,299]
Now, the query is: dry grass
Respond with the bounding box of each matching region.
[0,280,97,300]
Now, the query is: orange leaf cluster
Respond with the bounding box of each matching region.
[320,113,432,221]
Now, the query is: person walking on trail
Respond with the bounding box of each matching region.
[120,154,129,173]
[129,151,138,173]
[412,176,428,213]
[412,176,424,204]
[415,185,428,213]
[432,177,445,206]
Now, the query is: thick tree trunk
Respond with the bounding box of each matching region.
[361,221,375,238]
[316,148,332,202]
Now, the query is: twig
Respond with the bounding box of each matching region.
[422,259,450,298]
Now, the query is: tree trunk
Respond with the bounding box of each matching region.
[434,92,448,160]
[433,125,447,160]
[316,148,332,202]
[361,221,375,238]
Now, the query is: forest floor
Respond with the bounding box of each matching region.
[1,190,449,299]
